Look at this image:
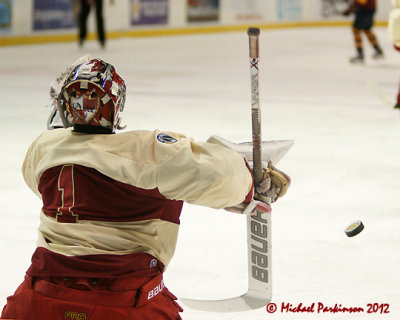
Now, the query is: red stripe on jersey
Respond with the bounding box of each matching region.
[27,247,164,279]
[38,164,183,224]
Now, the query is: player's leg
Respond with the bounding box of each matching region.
[357,10,383,60]
[1,274,183,320]
[95,0,105,47]
[131,287,183,320]
[1,276,35,320]
[364,29,384,59]
[79,0,91,46]
[394,84,400,109]
[350,26,364,63]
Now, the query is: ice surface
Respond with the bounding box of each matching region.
[0,27,399,319]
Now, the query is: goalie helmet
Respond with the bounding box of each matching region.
[58,58,126,133]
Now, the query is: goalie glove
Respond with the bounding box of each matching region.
[255,161,291,204]
[225,161,290,216]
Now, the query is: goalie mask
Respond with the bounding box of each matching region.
[58,58,126,133]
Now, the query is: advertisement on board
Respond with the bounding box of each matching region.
[0,0,12,31]
[131,0,168,25]
[33,0,75,30]
[187,0,219,22]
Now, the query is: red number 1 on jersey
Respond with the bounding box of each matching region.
[57,164,78,223]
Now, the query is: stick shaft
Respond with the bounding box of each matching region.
[247,28,263,185]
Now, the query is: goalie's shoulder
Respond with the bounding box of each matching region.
[154,130,188,144]
[115,129,186,143]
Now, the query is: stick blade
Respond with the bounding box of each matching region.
[180,293,270,312]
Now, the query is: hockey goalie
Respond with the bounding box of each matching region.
[1,57,291,320]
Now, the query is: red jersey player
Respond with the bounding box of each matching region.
[1,58,290,320]
[343,0,384,63]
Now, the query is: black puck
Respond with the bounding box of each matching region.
[345,220,364,237]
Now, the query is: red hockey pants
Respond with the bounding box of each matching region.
[1,274,182,320]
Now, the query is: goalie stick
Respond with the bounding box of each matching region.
[181,27,274,312]
[246,26,273,309]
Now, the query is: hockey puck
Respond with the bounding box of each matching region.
[345,220,364,237]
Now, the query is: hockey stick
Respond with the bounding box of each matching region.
[180,28,272,312]
[248,27,263,185]
[245,26,272,308]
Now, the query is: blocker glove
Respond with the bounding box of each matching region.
[225,161,291,216]
[255,161,291,204]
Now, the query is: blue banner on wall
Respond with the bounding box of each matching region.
[0,0,12,30]
[33,0,75,30]
[131,0,168,25]
[277,0,302,21]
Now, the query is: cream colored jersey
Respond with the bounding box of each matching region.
[22,128,253,277]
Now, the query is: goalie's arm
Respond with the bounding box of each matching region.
[155,136,254,209]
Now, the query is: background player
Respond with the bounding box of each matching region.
[343,0,384,63]
[78,0,114,48]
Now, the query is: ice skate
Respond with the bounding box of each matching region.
[349,55,364,64]
[372,51,384,60]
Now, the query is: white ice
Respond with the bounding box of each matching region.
[0,26,399,319]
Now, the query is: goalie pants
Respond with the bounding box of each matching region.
[1,273,183,320]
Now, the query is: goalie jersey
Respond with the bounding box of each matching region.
[22,128,253,279]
